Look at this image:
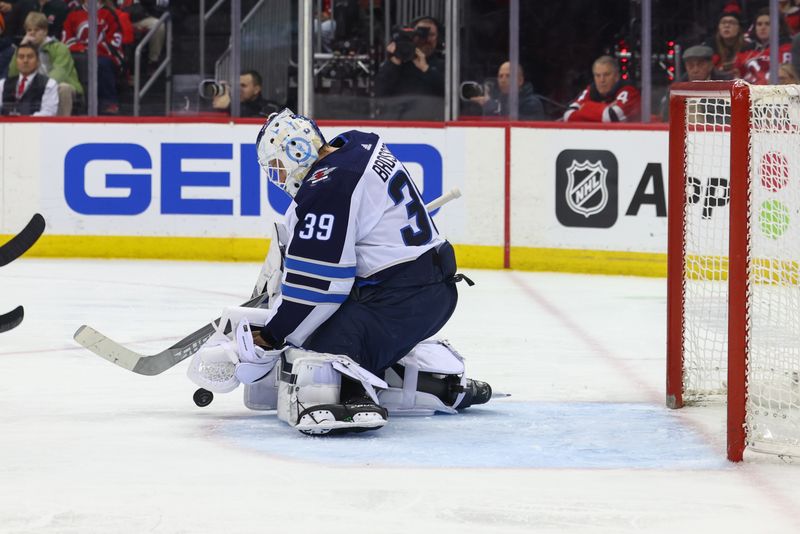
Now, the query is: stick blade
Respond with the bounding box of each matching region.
[0,213,46,267]
[74,325,145,373]
[0,305,24,333]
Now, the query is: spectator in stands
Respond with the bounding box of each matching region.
[6,1,67,39]
[794,30,800,77]
[211,70,282,118]
[706,8,745,79]
[8,11,81,115]
[563,55,640,122]
[0,41,58,115]
[469,61,544,120]
[660,45,725,121]
[738,7,793,85]
[62,0,122,114]
[778,62,799,84]
[119,0,167,73]
[0,9,14,77]
[375,16,444,120]
[780,0,800,36]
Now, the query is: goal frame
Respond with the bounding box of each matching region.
[666,80,751,462]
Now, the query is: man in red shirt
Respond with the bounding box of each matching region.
[563,55,641,123]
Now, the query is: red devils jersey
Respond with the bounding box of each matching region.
[62,7,124,67]
[737,43,793,84]
[563,83,641,123]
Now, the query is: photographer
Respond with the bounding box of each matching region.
[210,70,281,118]
[375,16,444,120]
[467,61,545,120]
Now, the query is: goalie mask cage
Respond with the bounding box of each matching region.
[667,80,800,462]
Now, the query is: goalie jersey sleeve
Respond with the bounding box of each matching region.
[261,130,444,348]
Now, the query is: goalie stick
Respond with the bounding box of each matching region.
[0,213,45,267]
[0,305,23,333]
[74,293,267,376]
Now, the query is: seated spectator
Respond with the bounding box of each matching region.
[660,45,728,121]
[706,7,746,79]
[778,62,799,83]
[2,1,68,40]
[469,61,544,120]
[0,41,58,115]
[0,10,14,77]
[118,0,167,74]
[8,11,81,115]
[211,70,282,118]
[563,55,640,122]
[780,0,800,36]
[62,0,122,114]
[375,16,444,120]
[738,7,793,84]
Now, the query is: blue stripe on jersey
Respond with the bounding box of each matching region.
[281,284,349,304]
[285,257,356,279]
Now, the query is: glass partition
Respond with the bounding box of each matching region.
[309,0,447,121]
[8,0,786,120]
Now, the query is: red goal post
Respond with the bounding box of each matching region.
[666,80,800,462]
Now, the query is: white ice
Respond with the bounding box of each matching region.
[1,258,800,533]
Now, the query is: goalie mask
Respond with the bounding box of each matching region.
[256,109,326,198]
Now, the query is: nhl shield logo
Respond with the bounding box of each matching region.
[555,149,618,228]
[565,160,608,217]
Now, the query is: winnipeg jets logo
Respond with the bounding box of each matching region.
[308,167,337,185]
[565,160,609,217]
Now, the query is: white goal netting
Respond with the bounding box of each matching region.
[681,84,800,456]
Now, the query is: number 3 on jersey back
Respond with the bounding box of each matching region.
[388,170,433,246]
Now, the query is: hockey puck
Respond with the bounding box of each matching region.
[193,388,214,407]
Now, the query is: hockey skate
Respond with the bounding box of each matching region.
[454,378,493,410]
[296,382,388,436]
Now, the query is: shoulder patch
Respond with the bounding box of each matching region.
[308,166,337,185]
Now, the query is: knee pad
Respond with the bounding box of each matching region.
[277,348,388,435]
[379,339,468,415]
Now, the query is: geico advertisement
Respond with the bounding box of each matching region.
[40,123,449,238]
[511,128,670,253]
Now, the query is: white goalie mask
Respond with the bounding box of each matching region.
[256,109,326,198]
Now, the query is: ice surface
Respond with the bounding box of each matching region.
[1,259,799,533]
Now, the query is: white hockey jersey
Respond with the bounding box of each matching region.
[261,130,444,347]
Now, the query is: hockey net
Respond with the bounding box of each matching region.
[667,81,800,461]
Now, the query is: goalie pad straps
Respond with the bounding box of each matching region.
[277,349,388,430]
[379,339,467,415]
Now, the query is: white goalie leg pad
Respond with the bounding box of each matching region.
[251,221,289,303]
[277,348,389,434]
[379,339,467,416]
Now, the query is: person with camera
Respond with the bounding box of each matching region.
[210,70,282,118]
[374,16,444,120]
[467,61,544,120]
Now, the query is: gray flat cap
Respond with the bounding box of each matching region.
[683,45,714,61]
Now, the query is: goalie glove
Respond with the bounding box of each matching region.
[187,318,282,393]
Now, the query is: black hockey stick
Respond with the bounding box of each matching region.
[0,305,23,333]
[0,213,45,267]
[73,293,267,376]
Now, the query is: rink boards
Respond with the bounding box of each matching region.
[0,119,670,275]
